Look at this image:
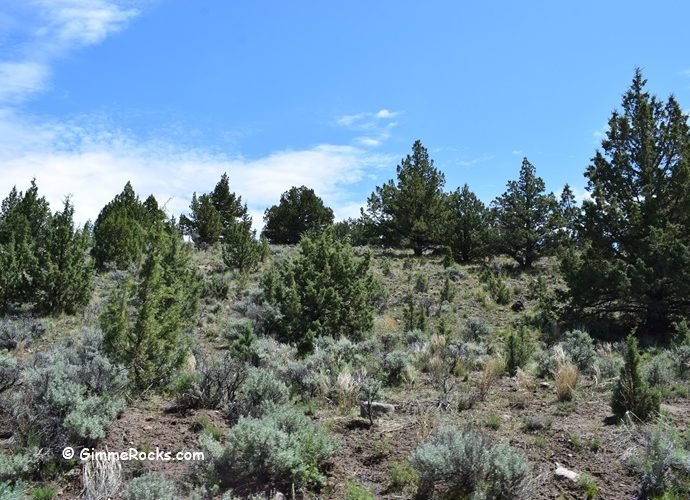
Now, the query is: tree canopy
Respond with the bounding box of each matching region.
[563,69,690,337]
[262,186,334,244]
[363,140,446,255]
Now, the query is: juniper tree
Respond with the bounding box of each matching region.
[491,158,558,269]
[446,184,489,263]
[261,229,375,353]
[563,70,690,337]
[262,186,334,244]
[363,140,446,255]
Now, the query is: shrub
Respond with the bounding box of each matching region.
[382,350,413,386]
[359,377,383,426]
[261,186,334,244]
[82,453,122,500]
[261,230,375,354]
[233,367,288,420]
[202,405,336,491]
[201,274,230,300]
[414,274,429,293]
[121,473,178,500]
[611,335,660,422]
[0,482,25,500]
[645,352,674,388]
[174,352,247,412]
[504,328,534,376]
[562,330,596,373]
[554,362,578,402]
[0,351,20,395]
[12,330,127,450]
[389,460,419,492]
[409,426,531,498]
[30,486,55,500]
[344,481,375,500]
[485,443,532,499]
[0,316,45,350]
[222,219,262,273]
[627,422,690,498]
[0,449,36,480]
[595,344,624,380]
[463,317,492,342]
[578,473,600,499]
[481,271,511,305]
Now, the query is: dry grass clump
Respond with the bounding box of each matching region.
[555,362,579,401]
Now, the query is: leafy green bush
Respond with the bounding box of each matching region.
[222,219,263,273]
[611,335,659,422]
[30,485,55,500]
[562,329,596,373]
[202,405,336,491]
[262,186,334,244]
[480,271,511,305]
[409,426,531,498]
[504,328,535,376]
[122,473,178,500]
[261,230,375,353]
[201,274,230,300]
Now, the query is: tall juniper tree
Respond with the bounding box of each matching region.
[563,70,690,337]
[363,140,446,255]
[491,158,558,269]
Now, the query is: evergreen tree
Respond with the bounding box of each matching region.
[262,186,334,244]
[222,215,262,273]
[34,199,94,315]
[92,182,165,270]
[555,184,580,248]
[181,173,247,248]
[101,224,199,390]
[563,70,690,337]
[611,335,659,421]
[363,140,446,255]
[261,229,375,353]
[446,184,489,262]
[491,158,558,269]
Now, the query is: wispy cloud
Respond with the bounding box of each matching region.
[0,3,391,228]
[336,108,400,148]
[0,0,138,104]
[456,154,494,167]
[0,110,392,226]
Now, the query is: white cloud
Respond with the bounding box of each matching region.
[0,112,390,228]
[0,1,138,104]
[335,108,400,148]
[375,109,398,119]
[511,149,523,156]
[0,61,50,104]
[457,154,494,167]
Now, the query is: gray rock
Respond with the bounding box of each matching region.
[360,401,395,418]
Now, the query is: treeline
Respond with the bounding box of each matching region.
[1,69,689,340]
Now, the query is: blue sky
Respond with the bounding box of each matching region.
[1,1,689,226]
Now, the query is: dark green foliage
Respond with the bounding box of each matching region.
[0,182,93,314]
[555,184,581,249]
[440,276,455,302]
[403,295,426,332]
[202,404,336,491]
[491,158,558,269]
[101,228,199,390]
[33,199,93,314]
[92,183,167,270]
[222,216,262,273]
[563,71,690,337]
[480,270,511,305]
[505,328,534,376]
[442,246,454,268]
[446,184,490,263]
[611,335,660,422]
[363,140,446,256]
[180,173,247,248]
[262,186,334,244]
[261,230,375,353]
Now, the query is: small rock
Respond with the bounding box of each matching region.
[540,382,551,389]
[360,401,395,418]
[554,463,580,482]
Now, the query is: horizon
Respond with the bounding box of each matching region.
[1,1,689,227]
